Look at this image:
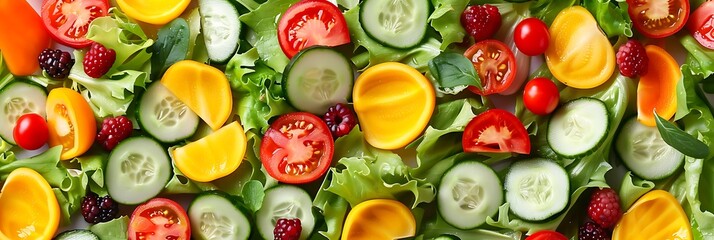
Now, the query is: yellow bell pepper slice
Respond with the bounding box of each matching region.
[46,88,97,160]
[342,199,416,240]
[172,121,247,182]
[613,190,692,240]
[0,168,60,240]
[545,6,615,89]
[116,0,190,25]
[353,62,435,150]
[161,60,233,131]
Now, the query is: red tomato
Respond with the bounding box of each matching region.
[523,77,560,115]
[128,198,190,240]
[465,40,517,95]
[688,1,714,49]
[261,112,334,184]
[13,113,49,150]
[626,0,689,38]
[41,0,109,48]
[462,109,530,154]
[525,230,568,240]
[277,0,351,58]
[514,18,550,56]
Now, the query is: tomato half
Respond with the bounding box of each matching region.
[261,112,333,184]
[277,0,351,58]
[688,1,714,49]
[46,88,96,160]
[13,113,49,150]
[41,0,108,48]
[462,109,530,154]
[514,18,550,56]
[525,230,568,240]
[626,0,689,38]
[465,40,517,95]
[523,77,560,116]
[128,198,191,240]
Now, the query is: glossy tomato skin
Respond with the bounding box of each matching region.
[514,18,550,56]
[462,109,530,154]
[13,113,49,150]
[261,112,334,184]
[128,198,191,240]
[525,230,568,240]
[277,0,351,58]
[523,77,560,115]
[688,1,714,49]
[465,40,517,95]
[41,0,109,48]
[626,0,689,38]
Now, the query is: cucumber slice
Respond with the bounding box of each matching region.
[54,229,99,240]
[283,46,353,114]
[504,158,569,221]
[359,0,430,49]
[189,191,251,240]
[137,82,199,143]
[257,185,315,240]
[438,161,502,229]
[615,117,684,180]
[547,97,609,158]
[0,81,46,145]
[199,0,241,63]
[106,137,172,205]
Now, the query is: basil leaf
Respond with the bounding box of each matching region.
[151,18,189,79]
[428,52,482,95]
[655,111,710,158]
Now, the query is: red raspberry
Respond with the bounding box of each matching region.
[274,218,302,240]
[96,116,133,151]
[461,4,502,42]
[83,42,116,78]
[322,103,357,139]
[616,39,648,78]
[587,188,622,228]
[578,222,610,240]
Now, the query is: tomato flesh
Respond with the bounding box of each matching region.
[688,1,714,49]
[129,198,190,240]
[462,109,530,154]
[465,40,517,95]
[42,0,108,48]
[278,0,350,58]
[627,0,689,38]
[525,230,568,240]
[261,112,333,184]
[13,113,49,150]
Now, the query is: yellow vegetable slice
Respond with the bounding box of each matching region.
[0,168,59,240]
[353,62,435,150]
[116,0,191,25]
[172,121,247,182]
[613,190,692,240]
[161,60,232,131]
[342,199,416,240]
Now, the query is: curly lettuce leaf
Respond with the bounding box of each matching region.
[312,171,350,240]
[582,0,633,38]
[619,172,655,210]
[419,214,522,240]
[90,216,129,239]
[682,35,714,78]
[239,0,296,73]
[86,8,153,73]
[0,51,12,90]
[429,0,469,49]
[74,154,108,196]
[530,0,577,25]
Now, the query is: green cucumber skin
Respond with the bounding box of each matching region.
[188,191,253,240]
[54,229,100,240]
[199,0,243,64]
[136,82,199,144]
[358,0,431,50]
[546,97,611,159]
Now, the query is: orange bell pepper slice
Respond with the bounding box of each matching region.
[0,0,50,76]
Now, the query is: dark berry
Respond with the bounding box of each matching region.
[322,103,357,138]
[616,39,649,78]
[38,48,74,78]
[81,192,119,224]
[274,218,302,240]
[83,42,116,78]
[461,4,502,42]
[96,116,133,151]
[578,222,611,240]
[587,188,622,228]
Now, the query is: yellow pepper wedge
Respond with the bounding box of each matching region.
[613,190,692,240]
[171,121,247,182]
[0,168,60,240]
[161,60,233,131]
[116,0,191,25]
[342,199,416,240]
[352,62,435,150]
[46,88,97,160]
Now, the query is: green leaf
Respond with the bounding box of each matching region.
[655,111,710,159]
[581,0,633,38]
[241,180,265,213]
[428,52,482,94]
[151,18,189,79]
[618,172,655,210]
[429,0,470,49]
[530,0,577,25]
[681,35,714,78]
[312,172,349,240]
[0,51,13,90]
[90,216,129,239]
[75,154,108,196]
[86,8,153,73]
[239,0,297,73]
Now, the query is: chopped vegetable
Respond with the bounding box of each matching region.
[173,122,247,182]
[0,0,49,76]
[637,45,679,127]
[46,88,97,160]
[342,199,416,240]
[0,168,60,240]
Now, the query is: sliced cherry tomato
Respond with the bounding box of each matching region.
[41,0,109,48]
[462,109,530,154]
[277,0,351,58]
[260,112,333,184]
[523,77,560,115]
[46,88,97,160]
[514,18,550,56]
[525,230,568,240]
[465,40,517,95]
[13,113,49,150]
[687,1,714,49]
[626,0,689,38]
[128,198,191,240]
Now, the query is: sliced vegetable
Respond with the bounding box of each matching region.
[359,0,430,49]
[137,81,199,143]
[0,0,50,76]
[0,81,47,145]
[106,137,172,205]
[613,190,692,240]
[256,185,315,240]
[353,62,435,149]
[464,40,517,95]
[41,0,109,48]
[525,230,568,240]
[199,0,242,63]
[277,0,351,58]
[626,0,689,38]
[55,229,100,240]
[688,1,714,50]
[0,168,60,240]
[504,158,569,222]
[46,88,97,160]
[116,0,191,25]
[547,97,609,158]
[438,161,502,229]
[637,45,679,127]
[341,199,416,240]
[616,117,684,180]
[13,113,49,151]
[188,191,251,240]
[172,121,247,182]
[128,198,191,240]
[462,109,530,154]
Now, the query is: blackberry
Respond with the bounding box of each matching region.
[579,222,611,240]
[38,48,74,78]
[81,192,119,224]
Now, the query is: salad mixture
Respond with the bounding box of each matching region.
[0,0,714,239]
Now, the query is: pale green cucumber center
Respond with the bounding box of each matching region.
[452,178,485,210]
[120,153,158,185]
